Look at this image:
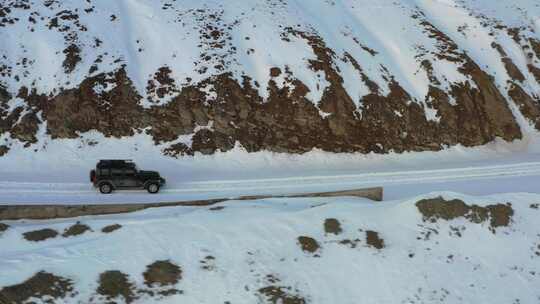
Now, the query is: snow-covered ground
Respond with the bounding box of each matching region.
[2,0,539,105]
[1,192,539,303]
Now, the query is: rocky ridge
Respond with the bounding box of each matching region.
[1,0,539,156]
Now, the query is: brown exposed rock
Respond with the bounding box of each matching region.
[163,142,194,157]
[143,260,182,287]
[416,196,514,232]
[0,271,76,304]
[365,230,384,249]
[297,236,320,254]
[23,228,59,242]
[418,18,522,146]
[257,274,307,304]
[93,263,183,303]
[487,204,514,228]
[530,38,540,59]
[0,222,8,232]
[0,83,9,104]
[508,83,540,130]
[146,83,211,144]
[507,27,522,44]
[146,66,178,103]
[10,112,40,145]
[192,129,235,154]
[270,67,282,77]
[492,42,525,82]
[96,271,137,303]
[502,58,525,82]
[0,106,22,136]
[324,218,342,235]
[258,286,307,304]
[101,223,122,233]
[62,222,91,237]
[44,68,146,139]
[0,22,525,156]
[454,51,521,144]
[0,145,8,156]
[529,64,540,84]
[338,238,361,248]
[62,43,81,73]
[209,206,225,211]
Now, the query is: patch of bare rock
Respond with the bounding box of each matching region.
[200,255,216,271]
[1,24,531,158]
[257,274,307,304]
[101,223,122,233]
[324,218,342,235]
[94,270,137,303]
[0,222,8,233]
[416,196,514,232]
[297,236,320,255]
[0,271,77,304]
[92,260,183,303]
[209,206,226,211]
[62,222,91,237]
[23,222,95,242]
[143,260,182,287]
[365,230,385,249]
[23,228,59,242]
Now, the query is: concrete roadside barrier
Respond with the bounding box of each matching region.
[0,187,383,220]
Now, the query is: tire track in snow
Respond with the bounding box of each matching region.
[0,162,539,204]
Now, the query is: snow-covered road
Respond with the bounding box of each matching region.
[1,160,539,205]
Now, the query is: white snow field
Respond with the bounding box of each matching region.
[1,0,539,106]
[0,192,539,303]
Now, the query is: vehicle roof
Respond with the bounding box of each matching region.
[97,160,136,169]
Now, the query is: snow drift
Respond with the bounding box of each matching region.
[0,192,539,303]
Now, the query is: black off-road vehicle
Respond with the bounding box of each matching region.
[90,160,166,194]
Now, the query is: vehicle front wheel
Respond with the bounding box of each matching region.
[147,183,160,194]
[99,183,113,194]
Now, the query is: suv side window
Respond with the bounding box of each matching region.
[111,168,123,177]
[100,168,110,176]
[124,169,136,176]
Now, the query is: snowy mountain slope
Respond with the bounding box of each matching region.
[1,0,540,157]
[0,192,539,303]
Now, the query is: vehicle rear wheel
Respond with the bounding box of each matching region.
[99,183,113,194]
[147,183,160,194]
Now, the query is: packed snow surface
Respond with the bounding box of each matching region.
[0,133,540,205]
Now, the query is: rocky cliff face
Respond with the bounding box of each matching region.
[1,0,540,157]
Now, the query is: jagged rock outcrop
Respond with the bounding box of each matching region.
[0,0,539,156]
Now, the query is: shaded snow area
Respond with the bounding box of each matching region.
[1,192,540,303]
